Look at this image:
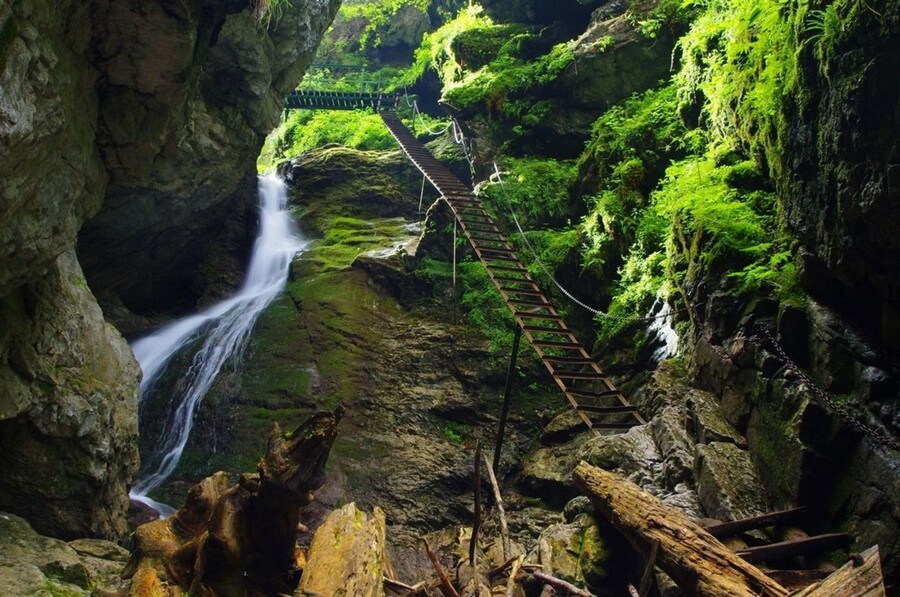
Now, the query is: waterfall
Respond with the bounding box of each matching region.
[647,297,679,363]
[129,175,306,514]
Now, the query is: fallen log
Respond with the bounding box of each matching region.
[297,503,386,596]
[572,461,788,597]
[125,409,342,596]
[792,546,885,596]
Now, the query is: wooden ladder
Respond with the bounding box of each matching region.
[380,111,645,433]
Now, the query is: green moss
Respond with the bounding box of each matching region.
[0,10,18,71]
[481,157,578,230]
[258,110,395,173]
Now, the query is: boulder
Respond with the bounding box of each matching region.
[529,513,608,589]
[695,442,769,522]
[521,434,591,508]
[0,512,128,596]
[687,389,746,446]
[0,251,139,540]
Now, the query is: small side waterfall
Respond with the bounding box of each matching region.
[130,175,306,513]
[647,297,679,363]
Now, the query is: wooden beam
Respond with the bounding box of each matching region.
[792,546,885,596]
[734,533,852,563]
[572,461,789,597]
[704,507,807,538]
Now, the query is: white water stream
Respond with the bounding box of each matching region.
[129,176,306,514]
[648,297,679,363]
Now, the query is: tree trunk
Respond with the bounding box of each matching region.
[793,546,885,596]
[573,461,788,597]
[125,409,342,596]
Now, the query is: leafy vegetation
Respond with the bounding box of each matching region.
[480,157,578,229]
[258,110,395,172]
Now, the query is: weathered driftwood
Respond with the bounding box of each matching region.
[483,452,511,561]
[572,461,789,597]
[125,410,342,596]
[424,537,460,597]
[297,502,386,597]
[793,546,885,596]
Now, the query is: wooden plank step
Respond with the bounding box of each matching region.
[590,422,640,430]
[464,224,501,233]
[473,241,513,251]
[543,356,594,364]
[554,371,608,380]
[469,233,506,242]
[567,388,620,400]
[491,274,533,283]
[523,325,572,336]
[704,507,808,539]
[523,325,570,334]
[576,405,639,415]
[533,340,583,349]
[516,312,563,320]
[508,297,551,307]
[500,287,544,296]
[488,264,527,273]
[478,253,519,263]
[735,533,852,564]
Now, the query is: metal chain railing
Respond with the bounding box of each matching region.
[757,328,899,451]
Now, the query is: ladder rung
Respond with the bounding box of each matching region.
[543,355,595,364]
[590,422,639,430]
[488,264,527,273]
[478,246,514,254]
[472,240,512,250]
[465,225,501,233]
[524,325,570,334]
[516,312,563,320]
[469,233,506,242]
[492,274,532,282]
[509,297,550,306]
[479,253,519,263]
[567,388,619,400]
[576,405,637,415]
[554,371,607,380]
[534,340,582,349]
[500,287,544,296]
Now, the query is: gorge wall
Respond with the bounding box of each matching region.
[0,0,337,540]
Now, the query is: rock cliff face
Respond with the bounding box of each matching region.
[0,0,337,540]
[79,0,340,315]
[781,5,900,355]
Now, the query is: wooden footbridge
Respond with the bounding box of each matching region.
[284,90,399,111]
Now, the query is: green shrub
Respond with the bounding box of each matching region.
[480,157,578,229]
[258,110,394,172]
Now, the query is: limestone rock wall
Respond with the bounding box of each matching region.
[79,0,340,315]
[782,3,900,354]
[0,251,139,540]
[1,0,337,541]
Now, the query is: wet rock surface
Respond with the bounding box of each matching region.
[0,251,139,540]
[1,0,338,544]
[0,512,128,595]
[78,0,341,316]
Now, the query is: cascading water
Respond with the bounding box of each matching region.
[647,297,679,363]
[129,175,306,514]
